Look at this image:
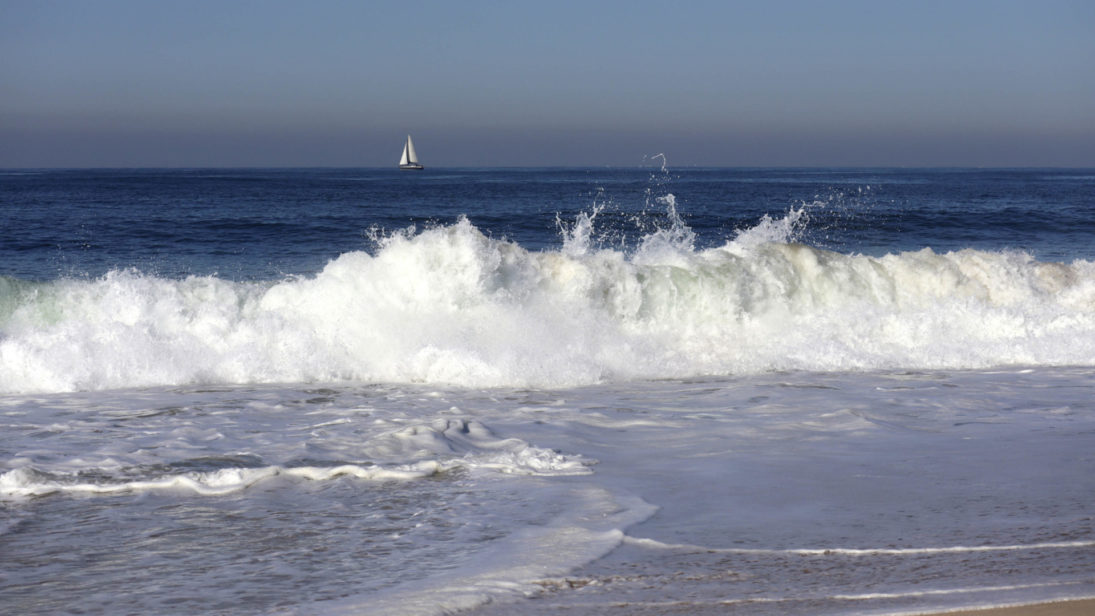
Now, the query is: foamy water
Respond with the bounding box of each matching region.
[2,371,1092,615]
[4,209,1095,394]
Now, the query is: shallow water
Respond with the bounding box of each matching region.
[3,369,1093,615]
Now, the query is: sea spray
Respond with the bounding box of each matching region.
[3,210,1095,394]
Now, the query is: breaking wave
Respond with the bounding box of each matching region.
[3,205,1095,393]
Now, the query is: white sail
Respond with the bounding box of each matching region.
[399,135,423,169]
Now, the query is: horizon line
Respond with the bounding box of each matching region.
[5,164,1095,171]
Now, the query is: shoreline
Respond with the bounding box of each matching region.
[913,598,1095,616]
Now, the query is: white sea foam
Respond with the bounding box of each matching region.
[0,417,589,500]
[3,213,1095,393]
[0,462,441,499]
[622,535,1095,556]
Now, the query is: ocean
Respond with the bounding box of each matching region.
[1,166,1093,615]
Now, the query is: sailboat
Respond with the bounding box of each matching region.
[398,135,424,170]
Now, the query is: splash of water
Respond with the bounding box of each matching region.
[3,204,1095,394]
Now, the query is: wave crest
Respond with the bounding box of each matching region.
[3,213,1095,393]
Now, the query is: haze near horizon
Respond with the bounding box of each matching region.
[2,0,1093,168]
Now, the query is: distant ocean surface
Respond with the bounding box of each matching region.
[2,167,1094,615]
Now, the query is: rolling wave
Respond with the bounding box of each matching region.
[3,209,1095,393]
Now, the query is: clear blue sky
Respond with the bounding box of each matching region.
[2,0,1093,167]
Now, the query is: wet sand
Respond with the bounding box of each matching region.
[921,598,1095,616]
[470,596,1095,615]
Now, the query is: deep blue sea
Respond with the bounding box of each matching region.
[6,167,1095,282]
[2,167,1094,615]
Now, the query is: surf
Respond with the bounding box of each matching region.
[3,207,1095,394]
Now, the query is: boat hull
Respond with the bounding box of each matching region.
[399,164,424,171]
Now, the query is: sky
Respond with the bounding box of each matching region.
[2,0,1093,167]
